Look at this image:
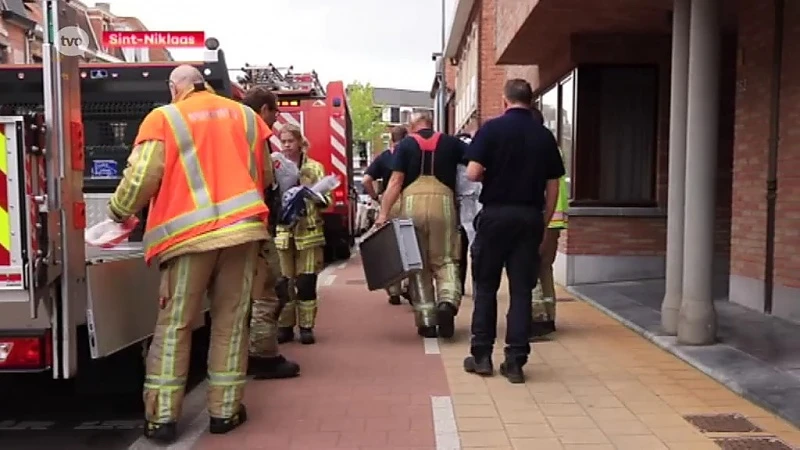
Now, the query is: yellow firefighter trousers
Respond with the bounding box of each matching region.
[144,241,258,423]
[277,242,324,328]
[385,201,404,297]
[250,238,282,358]
[402,176,461,327]
[532,229,561,323]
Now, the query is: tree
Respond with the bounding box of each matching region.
[346,81,385,145]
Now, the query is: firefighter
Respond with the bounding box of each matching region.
[241,87,301,378]
[530,107,568,338]
[376,112,466,338]
[275,124,329,345]
[106,65,271,442]
[363,125,409,305]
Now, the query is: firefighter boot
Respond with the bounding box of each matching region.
[209,404,248,434]
[299,328,316,345]
[251,355,300,380]
[277,327,294,343]
[389,295,402,305]
[436,302,457,339]
[143,421,177,444]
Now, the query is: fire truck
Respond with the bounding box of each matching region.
[234,64,357,262]
[0,2,229,388]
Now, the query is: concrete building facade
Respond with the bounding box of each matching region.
[444,0,800,326]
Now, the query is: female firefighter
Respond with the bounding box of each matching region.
[275,124,329,345]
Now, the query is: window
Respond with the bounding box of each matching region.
[573,65,658,205]
[381,107,391,123]
[399,108,411,124]
[454,24,478,129]
[389,107,400,124]
[559,74,575,197]
[541,87,558,137]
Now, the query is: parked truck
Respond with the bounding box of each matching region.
[0,2,229,389]
[235,64,357,262]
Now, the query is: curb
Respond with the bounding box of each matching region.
[565,286,800,430]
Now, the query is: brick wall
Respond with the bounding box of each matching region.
[733,0,800,288]
[775,1,800,288]
[477,0,505,122]
[4,22,27,63]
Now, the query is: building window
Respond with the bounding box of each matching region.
[389,107,400,124]
[455,23,478,129]
[573,65,658,206]
[541,87,558,137]
[559,73,575,197]
[381,107,391,123]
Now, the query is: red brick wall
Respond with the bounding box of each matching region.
[477,0,505,123]
[733,0,800,288]
[4,22,27,63]
[775,2,800,288]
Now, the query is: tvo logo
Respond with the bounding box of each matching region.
[56,26,90,57]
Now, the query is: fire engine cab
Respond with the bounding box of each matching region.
[235,64,356,262]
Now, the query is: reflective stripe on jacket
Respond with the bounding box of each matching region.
[274,154,327,250]
[549,175,568,229]
[134,91,271,263]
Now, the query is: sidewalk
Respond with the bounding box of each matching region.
[191,256,799,449]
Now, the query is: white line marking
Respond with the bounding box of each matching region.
[320,274,336,286]
[431,396,460,450]
[423,337,441,355]
[330,153,347,175]
[329,117,345,138]
[330,135,346,156]
[335,262,348,270]
[128,381,209,450]
[268,134,281,151]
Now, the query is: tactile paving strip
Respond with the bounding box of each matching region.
[713,437,795,450]
[684,413,764,433]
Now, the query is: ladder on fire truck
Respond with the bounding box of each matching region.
[236,63,326,96]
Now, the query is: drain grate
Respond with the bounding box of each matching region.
[684,413,763,433]
[713,437,794,450]
[345,279,367,285]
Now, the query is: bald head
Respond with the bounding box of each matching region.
[168,65,204,100]
[409,111,433,132]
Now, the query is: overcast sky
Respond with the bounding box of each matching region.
[104,0,459,91]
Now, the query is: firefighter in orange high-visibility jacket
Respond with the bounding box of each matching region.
[274,124,329,346]
[106,65,272,444]
[531,173,568,338]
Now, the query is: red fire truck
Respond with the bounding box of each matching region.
[235,65,357,262]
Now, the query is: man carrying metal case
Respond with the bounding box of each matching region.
[376,112,467,339]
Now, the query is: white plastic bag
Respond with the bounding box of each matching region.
[271,151,299,195]
[456,165,481,197]
[85,217,139,248]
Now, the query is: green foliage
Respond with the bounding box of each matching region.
[346,81,385,144]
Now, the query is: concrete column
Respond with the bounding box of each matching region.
[661,0,691,335]
[678,0,721,345]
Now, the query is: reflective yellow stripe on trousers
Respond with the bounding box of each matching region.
[143,105,264,249]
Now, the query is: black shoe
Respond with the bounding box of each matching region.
[388,295,402,305]
[209,404,248,434]
[143,420,177,444]
[401,290,413,304]
[499,361,525,384]
[463,355,493,376]
[249,355,300,379]
[277,327,294,344]
[299,328,315,345]
[436,303,456,338]
[530,320,556,338]
[417,326,437,338]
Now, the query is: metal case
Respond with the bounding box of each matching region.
[359,218,423,291]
